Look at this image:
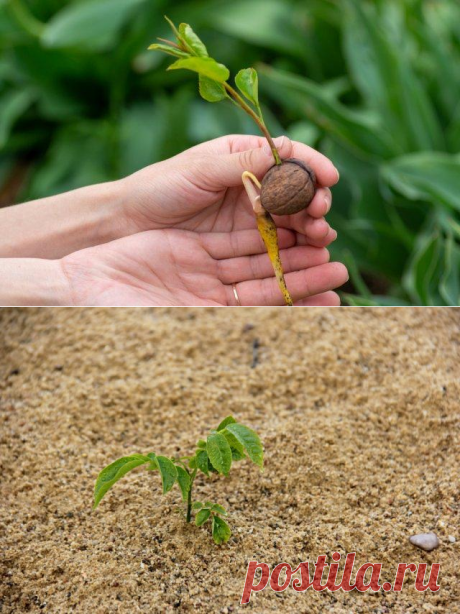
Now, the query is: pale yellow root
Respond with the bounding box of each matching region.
[242,171,294,306]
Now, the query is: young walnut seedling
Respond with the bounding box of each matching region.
[149,17,318,305]
[93,416,263,545]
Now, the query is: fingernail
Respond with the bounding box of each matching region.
[324,190,332,213]
[335,167,340,182]
[263,135,286,157]
[331,229,338,241]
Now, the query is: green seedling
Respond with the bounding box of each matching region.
[150,16,281,166]
[149,18,318,306]
[93,415,263,545]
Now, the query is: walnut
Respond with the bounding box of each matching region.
[260,158,316,216]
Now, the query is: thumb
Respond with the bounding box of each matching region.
[202,136,293,189]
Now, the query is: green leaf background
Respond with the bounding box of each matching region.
[1,0,459,304]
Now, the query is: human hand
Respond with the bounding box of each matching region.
[0,135,340,265]
[120,135,339,249]
[60,227,348,306]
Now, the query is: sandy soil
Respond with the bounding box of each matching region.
[0,307,459,613]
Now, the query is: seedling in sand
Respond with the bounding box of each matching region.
[93,416,263,545]
[150,18,318,305]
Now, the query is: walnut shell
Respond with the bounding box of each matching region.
[260,158,316,216]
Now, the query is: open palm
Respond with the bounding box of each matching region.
[61,227,347,306]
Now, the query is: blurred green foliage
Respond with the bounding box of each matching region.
[1,0,459,305]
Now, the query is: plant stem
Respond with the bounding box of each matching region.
[157,37,182,49]
[186,468,197,523]
[186,485,192,523]
[224,83,282,165]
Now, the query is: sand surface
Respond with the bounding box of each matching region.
[0,307,459,613]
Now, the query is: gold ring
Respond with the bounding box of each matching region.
[232,284,241,306]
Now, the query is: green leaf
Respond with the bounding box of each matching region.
[178,23,208,57]
[212,515,231,545]
[206,432,232,474]
[147,453,157,466]
[416,3,460,120]
[342,250,372,299]
[222,430,244,454]
[175,466,191,501]
[222,431,246,462]
[323,137,413,282]
[93,454,150,509]
[224,424,263,468]
[120,102,167,176]
[440,233,460,306]
[230,447,246,461]
[147,452,158,471]
[342,294,411,307]
[235,68,259,107]
[164,16,180,39]
[154,456,178,494]
[24,123,112,199]
[403,230,444,305]
[0,89,36,148]
[207,0,306,57]
[198,76,227,102]
[41,0,146,51]
[343,0,443,152]
[164,15,181,40]
[147,43,188,59]
[210,503,227,516]
[167,57,229,83]
[195,450,210,476]
[217,416,237,432]
[287,120,320,147]
[192,501,203,510]
[260,65,399,160]
[195,509,211,526]
[196,439,206,450]
[382,152,460,213]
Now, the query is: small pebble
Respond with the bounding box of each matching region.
[409,532,440,552]
[448,535,455,544]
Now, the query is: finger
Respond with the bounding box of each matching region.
[191,136,292,190]
[273,188,332,235]
[225,135,339,188]
[295,291,341,306]
[186,135,339,192]
[296,228,337,248]
[306,187,332,219]
[177,134,268,158]
[278,215,331,241]
[232,262,348,306]
[217,246,330,284]
[200,228,296,260]
[290,141,339,187]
